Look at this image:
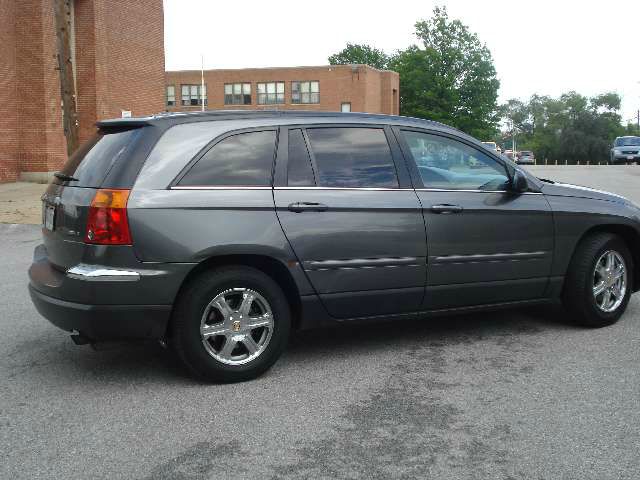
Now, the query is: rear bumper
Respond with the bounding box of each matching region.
[28,244,193,340]
[29,285,170,340]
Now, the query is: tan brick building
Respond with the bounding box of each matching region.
[165,65,399,116]
[0,0,165,183]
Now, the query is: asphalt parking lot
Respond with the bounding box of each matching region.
[1,166,639,479]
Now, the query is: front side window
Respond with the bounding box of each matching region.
[401,131,509,191]
[181,84,206,106]
[224,83,251,105]
[178,131,276,186]
[305,128,398,188]
[257,82,285,105]
[291,81,319,104]
[166,85,175,106]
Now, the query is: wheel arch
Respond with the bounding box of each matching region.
[574,224,640,292]
[173,254,303,331]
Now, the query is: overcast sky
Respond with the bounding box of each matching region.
[164,0,640,124]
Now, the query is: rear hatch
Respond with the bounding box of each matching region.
[41,127,144,269]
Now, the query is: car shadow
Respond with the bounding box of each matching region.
[9,303,578,386]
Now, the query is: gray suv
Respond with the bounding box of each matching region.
[29,111,640,382]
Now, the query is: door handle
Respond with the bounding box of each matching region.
[430,204,463,214]
[288,202,329,213]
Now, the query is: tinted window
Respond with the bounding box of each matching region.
[178,131,276,186]
[615,137,640,147]
[402,131,509,191]
[287,129,315,186]
[58,129,139,187]
[305,128,398,188]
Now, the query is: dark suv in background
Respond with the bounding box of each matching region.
[29,111,640,382]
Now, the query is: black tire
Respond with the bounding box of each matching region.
[172,266,291,382]
[562,233,634,327]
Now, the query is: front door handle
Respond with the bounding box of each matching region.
[288,202,329,213]
[430,204,463,214]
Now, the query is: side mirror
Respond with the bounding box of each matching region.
[511,169,529,193]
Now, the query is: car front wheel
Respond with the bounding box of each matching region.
[563,233,633,327]
[172,266,291,382]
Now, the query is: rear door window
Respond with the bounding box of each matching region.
[305,127,398,188]
[57,129,140,187]
[178,130,276,186]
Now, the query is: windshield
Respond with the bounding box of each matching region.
[614,137,640,147]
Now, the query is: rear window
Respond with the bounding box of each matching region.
[57,129,140,187]
[178,130,276,186]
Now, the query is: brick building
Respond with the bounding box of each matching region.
[165,65,399,116]
[0,0,165,183]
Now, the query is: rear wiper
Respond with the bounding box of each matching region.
[53,172,79,182]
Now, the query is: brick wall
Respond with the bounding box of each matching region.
[0,0,18,182]
[165,65,400,115]
[0,0,165,183]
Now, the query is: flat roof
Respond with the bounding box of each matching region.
[165,64,398,75]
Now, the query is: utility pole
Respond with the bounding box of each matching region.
[54,0,79,156]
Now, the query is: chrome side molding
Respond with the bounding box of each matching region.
[67,264,141,282]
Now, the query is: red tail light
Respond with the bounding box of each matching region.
[85,189,132,245]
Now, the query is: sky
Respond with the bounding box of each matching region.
[163,0,640,124]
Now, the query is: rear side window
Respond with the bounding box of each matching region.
[305,128,398,188]
[57,129,139,187]
[287,129,315,186]
[178,130,276,186]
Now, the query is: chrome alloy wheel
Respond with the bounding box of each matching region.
[200,288,274,366]
[592,250,627,313]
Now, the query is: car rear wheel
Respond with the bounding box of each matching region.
[562,233,633,327]
[172,266,291,382]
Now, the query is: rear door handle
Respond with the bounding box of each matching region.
[430,204,463,214]
[288,202,329,213]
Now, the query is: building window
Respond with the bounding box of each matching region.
[166,85,175,106]
[291,81,319,104]
[224,83,251,105]
[341,102,351,112]
[257,82,284,105]
[181,84,207,106]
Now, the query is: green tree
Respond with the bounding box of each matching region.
[328,43,389,70]
[388,6,500,138]
[500,92,626,163]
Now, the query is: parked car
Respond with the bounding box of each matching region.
[482,141,502,154]
[29,111,640,382]
[503,149,514,160]
[517,151,535,165]
[610,136,640,164]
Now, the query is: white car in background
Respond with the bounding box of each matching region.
[482,141,502,154]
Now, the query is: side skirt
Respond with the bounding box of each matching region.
[297,295,555,331]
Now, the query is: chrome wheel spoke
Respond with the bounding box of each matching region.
[219,336,237,359]
[593,281,607,297]
[242,334,259,354]
[201,324,227,338]
[238,292,255,316]
[214,297,233,320]
[613,265,625,281]
[244,315,271,330]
